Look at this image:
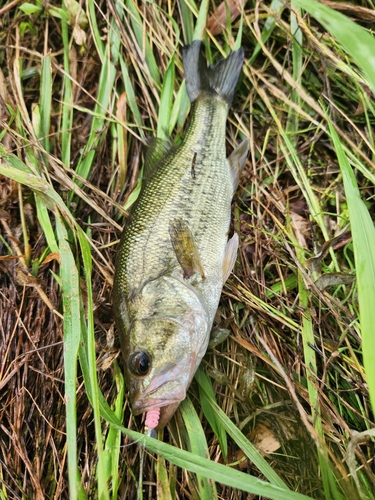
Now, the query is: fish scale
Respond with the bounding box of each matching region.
[113,41,249,429]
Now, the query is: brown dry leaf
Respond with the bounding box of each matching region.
[207,0,244,36]
[234,416,298,469]
[306,225,351,276]
[0,255,20,261]
[321,0,375,22]
[117,92,127,121]
[0,208,11,221]
[15,267,42,287]
[314,272,356,292]
[250,422,281,455]
[290,211,309,249]
[41,251,61,265]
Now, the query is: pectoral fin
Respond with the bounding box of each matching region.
[169,219,205,280]
[222,233,239,283]
[228,139,249,193]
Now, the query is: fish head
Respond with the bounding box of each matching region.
[122,277,211,428]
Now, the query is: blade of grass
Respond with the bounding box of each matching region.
[157,55,175,140]
[125,0,160,87]
[195,368,288,490]
[55,215,86,500]
[179,0,195,44]
[87,0,104,61]
[60,1,73,168]
[180,396,218,500]
[195,368,227,461]
[292,0,375,95]
[106,362,125,499]
[156,454,173,500]
[72,1,125,191]
[77,228,109,500]
[39,55,52,153]
[327,118,375,415]
[193,0,209,41]
[248,0,285,65]
[83,384,313,500]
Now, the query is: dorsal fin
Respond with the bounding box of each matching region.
[143,137,174,181]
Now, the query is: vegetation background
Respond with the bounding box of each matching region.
[1,0,375,499]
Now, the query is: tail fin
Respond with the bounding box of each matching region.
[182,41,244,105]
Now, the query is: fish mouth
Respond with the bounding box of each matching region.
[131,362,193,427]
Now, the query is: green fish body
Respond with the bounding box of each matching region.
[113,41,248,429]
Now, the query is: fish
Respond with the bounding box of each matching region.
[113,40,249,430]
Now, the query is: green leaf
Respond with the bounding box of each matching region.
[19,2,42,15]
[327,119,375,414]
[292,0,375,94]
[195,368,227,460]
[180,397,218,499]
[157,55,175,139]
[196,371,288,490]
[56,215,85,500]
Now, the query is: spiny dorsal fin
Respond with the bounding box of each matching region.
[222,233,239,284]
[169,219,205,280]
[143,137,174,181]
[228,138,249,193]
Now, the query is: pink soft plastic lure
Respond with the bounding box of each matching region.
[145,408,160,435]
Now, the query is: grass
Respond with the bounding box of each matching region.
[1,0,375,498]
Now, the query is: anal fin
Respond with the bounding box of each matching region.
[169,219,205,280]
[222,233,239,283]
[228,138,249,193]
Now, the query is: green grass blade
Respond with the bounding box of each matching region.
[87,0,104,61]
[170,80,189,133]
[119,57,144,135]
[179,0,195,44]
[249,0,284,65]
[157,55,175,139]
[292,0,375,94]
[125,0,160,86]
[156,454,173,500]
[328,119,375,415]
[193,0,209,41]
[60,3,73,168]
[55,215,86,500]
[35,200,59,253]
[195,368,227,460]
[196,370,288,490]
[91,389,313,500]
[180,397,218,499]
[105,363,125,499]
[73,6,125,189]
[76,228,109,500]
[39,55,52,152]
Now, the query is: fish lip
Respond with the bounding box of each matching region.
[131,362,192,415]
[132,388,186,416]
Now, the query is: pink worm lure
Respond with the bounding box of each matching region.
[145,408,160,435]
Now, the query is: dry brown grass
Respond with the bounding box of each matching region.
[1,1,375,499]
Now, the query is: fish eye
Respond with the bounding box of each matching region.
[128,350,152,377]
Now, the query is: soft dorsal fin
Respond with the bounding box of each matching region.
[143,137,174,181]
[222,233,239,283]
[169,219,205,280]
[228,139,249,193]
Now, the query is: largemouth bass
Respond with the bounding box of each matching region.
[113,41,249,430]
